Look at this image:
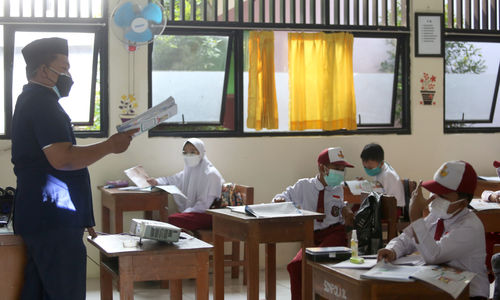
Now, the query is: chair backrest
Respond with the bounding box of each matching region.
[234,184,254,205]
[211,183,254,208]
[401,179,417,222]
[380,195,398,241]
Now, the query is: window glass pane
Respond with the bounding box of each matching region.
[151,34,229,124]
[445,41,500,122]
[243,34,398,132]
[354,38,396,125]
[12,32,95,124]
[0,26,4,134]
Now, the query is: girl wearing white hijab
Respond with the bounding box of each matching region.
[147,138,224,231]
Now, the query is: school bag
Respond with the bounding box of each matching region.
[354,192,383,255]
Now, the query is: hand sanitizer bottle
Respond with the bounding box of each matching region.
[350,229,364,264]
[351,229,358,257]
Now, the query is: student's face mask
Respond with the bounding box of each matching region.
[324,169,344,187]
[364,162,382,177]
[429,196,466,219]
[49,67,73,98]
[183,154,201,167]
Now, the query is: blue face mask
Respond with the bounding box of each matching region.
[364,162,382,177]
[324,169,344,187]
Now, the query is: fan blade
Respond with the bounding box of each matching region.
[142,3,163,24]
[113,2,137,27]
[125,29,153,43]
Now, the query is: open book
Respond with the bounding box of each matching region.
[117,96,177,137]
[469,199,500,211]
[344,180,384,195]
[228,202,302,218]
[361,261,475,299]
[122,165,187,199]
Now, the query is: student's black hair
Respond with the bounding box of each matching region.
[458,192,474,203]
[360,143,384,162]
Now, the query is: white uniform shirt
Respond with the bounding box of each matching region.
[273,177,345,230]
[375,162,405,207]
[385,209,489,298]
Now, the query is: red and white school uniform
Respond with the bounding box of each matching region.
[386,208,489,298]
[273,177,347,300]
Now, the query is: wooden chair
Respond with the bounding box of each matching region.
[359,192,398,245]
[397,179,417,232]
[380,195,398,243]
[194,184,254,284]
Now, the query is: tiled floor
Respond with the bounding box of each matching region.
[86,268,291,300]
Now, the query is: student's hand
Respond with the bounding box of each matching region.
[273,197,286,203]
[377,248,396,262]
[147,178,158,186]
[342,206,354,227]
[489,192,500,203]
[107,129,139,154]
[409,181,432,222]
[355,176,364,181]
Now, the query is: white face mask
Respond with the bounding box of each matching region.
[429,197,465,219]
[183,154,201,167]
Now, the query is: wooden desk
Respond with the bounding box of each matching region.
[99,187,169,233]
[0,232,26,300]
[87,233,212,300]
[474,178,500,198]
[207,208,323,300]
[308,260,469,300]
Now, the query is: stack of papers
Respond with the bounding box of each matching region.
[361,261,476,298]
[228,202,302,218]
[122,165,187,199]
[344,180,384,195]
[117,96,177,136]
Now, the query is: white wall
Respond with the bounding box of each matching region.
[1,0,499,278]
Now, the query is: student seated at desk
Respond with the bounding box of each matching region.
[273,147,354,300]
[377,160,489,299]
[479,159,500,294]
[147,138,224,231]
[360,143,405,215]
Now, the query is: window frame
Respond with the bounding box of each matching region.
[1,23,109,139]
[148,29,411,137]
[149,28,236,131]
[443,34,500,133]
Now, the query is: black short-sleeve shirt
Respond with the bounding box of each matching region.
[11,83,95,234]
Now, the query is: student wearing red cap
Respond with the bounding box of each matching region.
[377,161,489,299]
[273,147,354,300]
[480,160,500,299]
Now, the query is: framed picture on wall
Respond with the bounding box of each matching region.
[415,13,444,57]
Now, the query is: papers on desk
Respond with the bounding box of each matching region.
[392,254,425,266]
[361,261,475,299]
[477,176,500,181]
[118,185,187,199]
[470,199,500,211]
[117,96,177,137]
[332,258,377,269]
[228,202,302,218]
[361,261,418,282]
[344,180,384,195]
[124,165,150,188]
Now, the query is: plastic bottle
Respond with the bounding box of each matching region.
[350,229,358,258]
[349,230,364,264]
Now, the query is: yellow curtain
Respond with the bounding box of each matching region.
[247,31,278,130]
[288,32,357,131]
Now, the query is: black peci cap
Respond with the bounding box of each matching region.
[21,37,68,70]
